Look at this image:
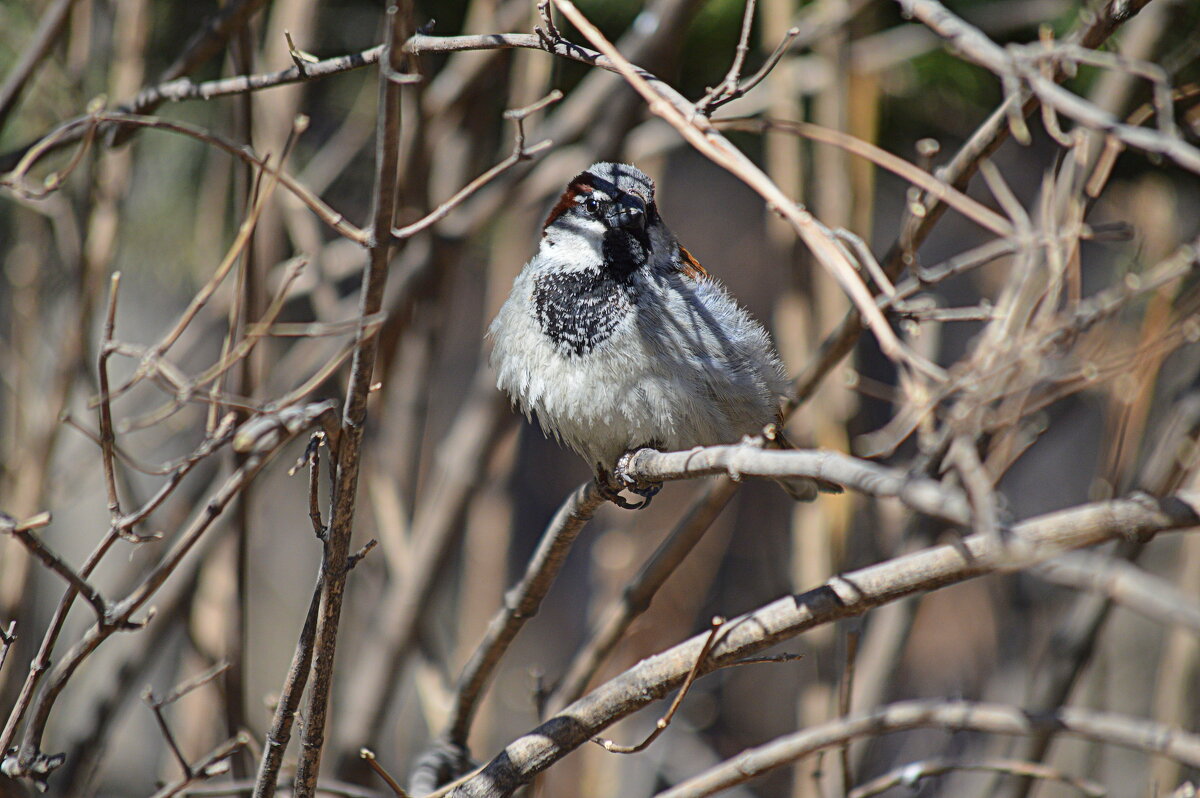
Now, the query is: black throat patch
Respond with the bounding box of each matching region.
[533,270,634,357]
[601,228,649,280]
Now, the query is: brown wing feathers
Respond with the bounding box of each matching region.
[677,245,709,280]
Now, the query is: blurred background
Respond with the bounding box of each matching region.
[2,0,1200,796]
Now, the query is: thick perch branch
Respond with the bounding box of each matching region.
[445,492,1200,797]
[622,444,971,526]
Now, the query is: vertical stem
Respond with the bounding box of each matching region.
[253,568,324,798]
[223,28,258,779]
[290,3,413,795]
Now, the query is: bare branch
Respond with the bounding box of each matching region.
[548,478,740,712]
[654,700,1191,798]
[622,443,971,526]
[444,493,1200,797]
[391,90,562,240]
[850,756,1104,798]
[291,4,414,795]
[593,616,725,755]
[896,0,1200,174]
[147,733,252,798]
[445,481,604,746]
[0,0,79,131]
[0,511,115,626]
[1034,550,1200,634]
[361,749,412,798]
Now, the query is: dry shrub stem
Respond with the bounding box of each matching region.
[443,493,1200,797]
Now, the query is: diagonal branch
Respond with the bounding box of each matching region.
[445,482,604,747]
[654,700,1200,798]
[443,492,1200,797]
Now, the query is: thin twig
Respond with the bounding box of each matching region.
[848,757,1106,798]
[548,478,740,712]
[0,511,115,626]
[361,749,412,798]
[390,90,562,240]
[897,0,1200,174]
[97,273,123,525]
[838,621,861,795]
[713,116,1014,238]
[0,0,79,130]
[1034,550,1200,634]
[147,733,252,798]
[0,621,16,675]
[5,112,364,245]
[593,617,725,755]
[9,410,312,780]
[251,568,324,798]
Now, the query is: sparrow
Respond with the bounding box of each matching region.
[488,162,839,507]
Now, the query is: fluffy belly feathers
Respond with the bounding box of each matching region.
[489,273,780,471]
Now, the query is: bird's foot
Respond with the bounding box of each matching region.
[596,480,643,510]
[615,452,663,508]
[596,460,661,510]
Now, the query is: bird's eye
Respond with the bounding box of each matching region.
[583,196,600,214]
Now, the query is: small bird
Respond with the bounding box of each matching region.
[488,162,838,507]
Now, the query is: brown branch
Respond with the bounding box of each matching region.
[7,406,310,781]
[593,616,725,755]
[1034,550,1200,634]
[788,0,1158,411]
[653,700,1194,798]
[445,481,604,747]
[390,90,561,241]
[145,662,234,781]
[147,733,252,798]
[361,749,412,798]
[290,3,414,795]
[0,511,115,625]
[443,493,1200,797]
[335,374,509,759]
[621,444,971,526]
[135,44,384,107]
[0,408,235,761]
[694,0,760,116]
[252,568,324,798]
[97,273,123,526]
[713,116,1014,238]
[849,756,1106,798]
[0,620,16,675]
[0,0,80,131]
[897,0,1200,174]
[547,478,740,712]
[4,112,364,245]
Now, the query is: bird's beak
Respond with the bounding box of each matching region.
[609,199,646,233]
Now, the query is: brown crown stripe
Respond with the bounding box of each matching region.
[542,172,598,230]
[678,245,708,279]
